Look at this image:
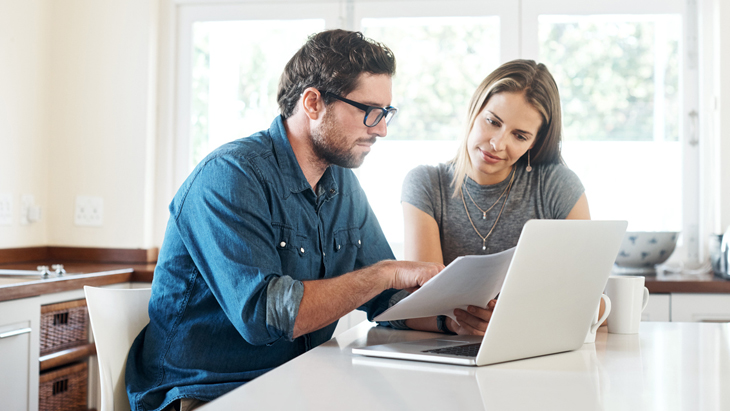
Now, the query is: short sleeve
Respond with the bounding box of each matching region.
[401,165,442,221]
[541,164,585,219]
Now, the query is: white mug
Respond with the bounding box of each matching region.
[584,294,611,343]
[605,276,649,334]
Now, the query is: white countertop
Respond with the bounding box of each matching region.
[200,321,730,411]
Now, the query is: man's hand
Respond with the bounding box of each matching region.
[379,260,444,292]
[446,299,497,335]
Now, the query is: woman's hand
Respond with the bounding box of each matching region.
[447,299,497,335]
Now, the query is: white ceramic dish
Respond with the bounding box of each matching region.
[613,231,679,274]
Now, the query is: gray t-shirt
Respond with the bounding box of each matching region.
[401,162,584,265]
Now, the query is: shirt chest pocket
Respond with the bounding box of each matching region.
[333,227,362,253]
[273,224,312,276]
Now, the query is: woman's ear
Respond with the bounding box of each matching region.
[300,87,324,121]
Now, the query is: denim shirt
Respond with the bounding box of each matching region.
[125,116,404,411]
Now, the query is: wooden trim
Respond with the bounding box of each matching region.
[0,247,50,264]
[0,246,158,264]
[39,343,97,371]
[47,247,159,264]
[0,271,134,302]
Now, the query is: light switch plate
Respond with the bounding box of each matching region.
[75,195,103,226]
[20,194,36,225]
[0,193,12,225]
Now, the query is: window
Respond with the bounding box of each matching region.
[174,0,698,262]
[540,14,683,231]
[189,19,325,167]
[358,15,502,254]
[175,2,338,181]
[521,0,698,262]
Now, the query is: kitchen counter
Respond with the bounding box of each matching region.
[0,262,155,302]
[0,246,157,302]
[643,270,730,293]
[200,321,730,411]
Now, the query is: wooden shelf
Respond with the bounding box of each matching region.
[39,343,96,371]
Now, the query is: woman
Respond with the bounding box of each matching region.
[401,60,591,334]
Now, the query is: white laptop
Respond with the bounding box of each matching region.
[352,219,627,366]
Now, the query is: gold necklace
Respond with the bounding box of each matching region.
[463,169,514,219]
[461,168,516,251]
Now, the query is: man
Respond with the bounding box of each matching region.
[125,29,444,411]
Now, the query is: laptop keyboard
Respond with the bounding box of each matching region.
[424,343,481,357]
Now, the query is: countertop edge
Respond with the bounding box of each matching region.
[0,268,154,302]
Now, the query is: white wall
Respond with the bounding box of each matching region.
[0,0,50,248]
[44,0,159,248]
[0,0,159,249]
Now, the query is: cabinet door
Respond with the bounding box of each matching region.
[642,293,670,322]
[671,294,730,322]
[0,321,32,410]
[0,297,40,411]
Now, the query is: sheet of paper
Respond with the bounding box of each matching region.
[374,247,515,323]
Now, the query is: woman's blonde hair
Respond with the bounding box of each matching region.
[451,59,564,196]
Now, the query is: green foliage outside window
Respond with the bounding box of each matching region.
[539,17,680,142]
[363,17,500,141]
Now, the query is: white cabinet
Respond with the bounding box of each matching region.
[0,297,40,411]
[642,293,670,322]
[671,293,730,322]
[0,282,149,411]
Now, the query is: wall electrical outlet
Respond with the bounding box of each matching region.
[75,195,103,226]
[20,194,41,225]
[0,193,12,226]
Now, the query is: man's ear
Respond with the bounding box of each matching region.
[301,87,324,121]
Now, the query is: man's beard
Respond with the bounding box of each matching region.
[311,111,375,169]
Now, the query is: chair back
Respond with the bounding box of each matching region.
[85,286,151,411]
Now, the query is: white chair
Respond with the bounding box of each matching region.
[85,286,151,411]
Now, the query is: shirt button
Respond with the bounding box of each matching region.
[358,240,361,245]
[280,241,286,247]
[330,189,336,194]
[300,247,305,253]
[322,252,326,257]
[337,244,341,250]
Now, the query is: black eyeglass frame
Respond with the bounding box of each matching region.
[324,91,398,127]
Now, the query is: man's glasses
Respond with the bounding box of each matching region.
[324,91,398,127]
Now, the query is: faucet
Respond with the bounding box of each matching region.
[52,264,66,277]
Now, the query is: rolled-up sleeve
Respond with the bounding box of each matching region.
[265,276,304,341]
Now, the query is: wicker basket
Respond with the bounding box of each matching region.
[39,361,88,411]
[40,299,89,356]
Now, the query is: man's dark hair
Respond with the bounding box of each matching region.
[277,29,396,119]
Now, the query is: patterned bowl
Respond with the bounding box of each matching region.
[614,231,679,273]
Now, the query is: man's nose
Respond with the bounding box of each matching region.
[371,118,388,138]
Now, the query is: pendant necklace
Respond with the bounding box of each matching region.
[463,170,513,219]
[461,168,516,251]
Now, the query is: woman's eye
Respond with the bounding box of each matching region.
[485,117,497,126]
[516,134,528,141]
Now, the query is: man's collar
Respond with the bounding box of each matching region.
[269,116,339,199]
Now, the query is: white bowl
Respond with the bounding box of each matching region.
[614,231,679,273]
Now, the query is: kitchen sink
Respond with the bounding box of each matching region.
[0,265,77,285]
